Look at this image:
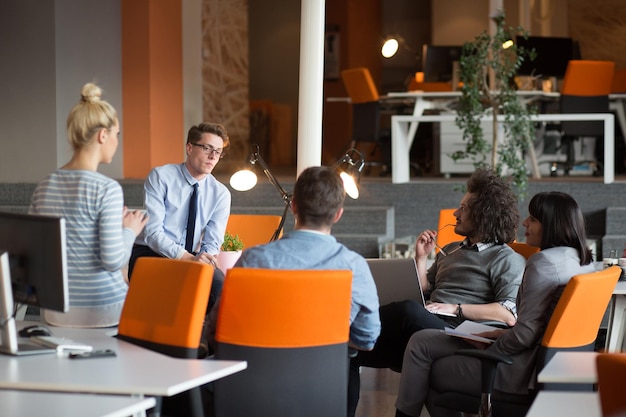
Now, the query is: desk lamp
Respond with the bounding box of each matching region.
[229,144,291,242]
[332,148,365,199]
[229,145,365,241]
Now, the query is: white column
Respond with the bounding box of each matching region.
[296,0,325,177]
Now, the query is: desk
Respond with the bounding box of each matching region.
[391,113,615,184]
[606,280,626,352]
[526,391,600,417]
[0,390,156,417]
[0,325,246,413]
[388,90,626,145]
[537,351,597,385]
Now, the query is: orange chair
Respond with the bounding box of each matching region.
[225,213,282,248]
[508,242,540,260]
[214,268,352,417]
[340,67,390,171]
[436,208,463,253]
[552,60,616,176]
[596,353,626,417]
[611,68,626,93]
[117,257,214,417]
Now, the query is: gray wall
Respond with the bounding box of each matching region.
[0,0,122,183]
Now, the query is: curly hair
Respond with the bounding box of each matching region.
[465,168,519,243]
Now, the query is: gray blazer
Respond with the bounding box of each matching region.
[490,246,596,394]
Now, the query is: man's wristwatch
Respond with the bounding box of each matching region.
[456,303,464,321]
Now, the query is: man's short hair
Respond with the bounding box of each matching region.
[187,122,230,148]
[293,166,345,228]
[466,168,519,243]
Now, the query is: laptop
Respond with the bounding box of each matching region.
[366,258,456,317]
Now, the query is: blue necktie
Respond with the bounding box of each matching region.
[185,183,198,253]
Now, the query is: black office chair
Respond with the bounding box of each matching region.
[340,67,391,175]
[550,60,615,176]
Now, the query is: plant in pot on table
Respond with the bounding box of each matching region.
[216,231,244,273]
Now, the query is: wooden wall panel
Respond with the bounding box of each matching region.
[569,0,626,69]
[202,0,250,167]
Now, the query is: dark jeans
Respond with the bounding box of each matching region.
[347,300,450,417]
[129,244,224,312]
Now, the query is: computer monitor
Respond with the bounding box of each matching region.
[422,44,463,82]
[0,212,68,355]
[515,36,576,78]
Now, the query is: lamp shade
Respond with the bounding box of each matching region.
[381,38,399,58]
[340,172,360,199]
[230,169,257,191]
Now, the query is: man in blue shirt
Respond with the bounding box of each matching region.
[129,122,231,309]
[233,166,381,351]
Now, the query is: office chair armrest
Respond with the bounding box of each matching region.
[455,349,513,394]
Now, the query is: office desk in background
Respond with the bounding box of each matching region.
[0,324,246,415]
[537,351,598,385]
[390,113,615,184]
[0,390,156,417]
[526,391,601,417]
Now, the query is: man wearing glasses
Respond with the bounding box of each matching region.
[129,122,231,311]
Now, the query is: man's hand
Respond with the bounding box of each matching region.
[196,252,219,269]
[415,229,438,259]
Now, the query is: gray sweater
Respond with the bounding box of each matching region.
[427,241,525,306]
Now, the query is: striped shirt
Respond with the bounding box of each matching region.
[29,170,135,327]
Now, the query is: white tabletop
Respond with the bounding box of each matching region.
[526,391,600,417]
[0,324,246,397]
[537,351,597,384]
[0,390,156,417]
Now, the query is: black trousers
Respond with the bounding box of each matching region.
[347,300,450,417]
[128,244,224,312]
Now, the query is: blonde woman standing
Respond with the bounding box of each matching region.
[30,82,147,328]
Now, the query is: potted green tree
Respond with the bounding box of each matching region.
[216,231,245,272]
[452,10,537,197]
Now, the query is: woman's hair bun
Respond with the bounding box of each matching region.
[80,83,102,103]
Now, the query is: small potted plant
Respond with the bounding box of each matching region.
[216,231,245,272]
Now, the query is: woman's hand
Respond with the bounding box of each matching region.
[123,207,148,236]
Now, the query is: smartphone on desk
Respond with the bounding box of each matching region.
[68,349,116,359]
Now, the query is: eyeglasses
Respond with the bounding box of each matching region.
[435,223,462,256]
[191,143,226,159]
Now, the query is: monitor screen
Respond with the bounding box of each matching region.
[0,212,68,355]
[422,45,463,82]
[516,36,575,78]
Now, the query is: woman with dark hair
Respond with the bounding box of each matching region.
[394,191,596,417]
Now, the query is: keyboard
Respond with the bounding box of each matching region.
[30,336,93,353]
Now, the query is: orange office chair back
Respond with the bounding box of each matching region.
[117,257,214,417]
[436,209,463,252]
[611,68,626,93]
[341,67,379,103]
[117,257,213,358]
[596,353,626,417]
[225,213,282,248]
[508,242,540,260]
[561,60,615,96]
[214,268,352,417]
[541,266,621,349]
